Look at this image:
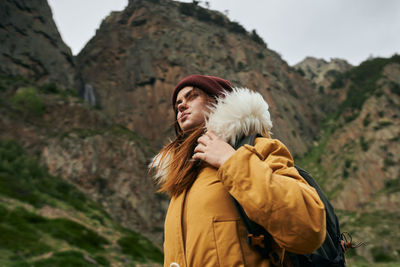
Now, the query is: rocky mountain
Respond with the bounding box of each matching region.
[0,0,76,88]
[297,55,400,264]
[1,0,400,265]
[0,76,164,266]
[295,57,352,89]
[295,57,353,114]
[76,0,322,156]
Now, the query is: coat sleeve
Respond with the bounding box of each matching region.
[217,137,326,254]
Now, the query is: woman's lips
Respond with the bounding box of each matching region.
[179,113,189,122]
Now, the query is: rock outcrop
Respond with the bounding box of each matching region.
[295,57,352,90]
[0,80,167,246]
[77,0,321,156]
[298,56,400,263]
[0,0,76,88]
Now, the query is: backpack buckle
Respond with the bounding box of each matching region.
[248,234,265,248]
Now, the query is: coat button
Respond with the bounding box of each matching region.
[170,263,180,267]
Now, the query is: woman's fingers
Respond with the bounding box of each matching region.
[192,152,205,161]
[194,143,206,153]
[193,131,235,168]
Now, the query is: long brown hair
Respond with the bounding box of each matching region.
[153,124,206,197]
[151,88,214,197]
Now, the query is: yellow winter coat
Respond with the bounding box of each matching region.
[163,137,326,267]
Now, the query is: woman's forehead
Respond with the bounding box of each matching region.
[176,86,205,99]
[176,86,194,99]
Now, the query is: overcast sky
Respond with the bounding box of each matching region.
[48,0,400,66]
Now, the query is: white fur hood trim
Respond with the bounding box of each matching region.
[206,88,272,146]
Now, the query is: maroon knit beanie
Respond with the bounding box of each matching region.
[172,74,233,110]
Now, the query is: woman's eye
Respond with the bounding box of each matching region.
[189,93,198,99]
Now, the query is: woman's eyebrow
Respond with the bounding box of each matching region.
[176,88,195,108]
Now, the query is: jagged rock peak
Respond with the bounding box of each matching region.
[0,0,76,88]
[294,56,352,86]
[77,0,320,156]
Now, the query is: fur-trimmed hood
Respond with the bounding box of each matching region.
[206,88,272,146]
[150,88,272,181]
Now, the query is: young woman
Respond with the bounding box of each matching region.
[151,74,326,267]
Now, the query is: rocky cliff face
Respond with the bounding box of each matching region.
[76,0,321,156]
[324,60,400,212]
[0,0,76,88]
[295,57,352,89]
[294,57,353,114]
[297,56,400,263]
[0,78,167,247]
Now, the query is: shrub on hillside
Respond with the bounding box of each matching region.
[10,87,44,116]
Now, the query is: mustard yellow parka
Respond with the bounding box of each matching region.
[156,89,326,267]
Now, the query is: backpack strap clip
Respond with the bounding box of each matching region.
[248,233,265,248]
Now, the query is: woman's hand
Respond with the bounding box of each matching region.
[193,131,236,168]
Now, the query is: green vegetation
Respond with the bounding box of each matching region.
[374,120,393,130]
[363,113,371,127]
[39,218,109,253]
[0,206,52,259]
[228,20,247,34]
[330,55,400,122]
[0,139,163,266]
[118,230,164,263]
[31,251,101,267]
[39,82,59,94]
[295,68,305,77]
[359,136,369,151]
[0,206,108,257]
[0,139,107,216]
[59,125,153,151]
[390,82,400,96]
[251,29,266,47]
[337,209,400,266]
[178,2,253,37]
[295,127,334,188]
[10,87,44,116]
[385,178,400,193]
[0,74,29,91]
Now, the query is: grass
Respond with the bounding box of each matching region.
[0,139,109,219]
[294,126,334,188]
[0,138,163,265]
[337,209,400,265]
[118,230,163,263]
[31,251,98,267]
[0,205,108,259]
[0,200,163,265]
[0,206,52,259]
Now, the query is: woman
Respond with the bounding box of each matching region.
[151,74,326,267]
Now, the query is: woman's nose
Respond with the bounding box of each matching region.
[177,101,187,112]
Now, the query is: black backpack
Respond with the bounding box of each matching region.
[233,134,346,267]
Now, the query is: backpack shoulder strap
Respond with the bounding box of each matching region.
[234,133,260,148]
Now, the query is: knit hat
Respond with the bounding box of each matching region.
[172,74,233,110]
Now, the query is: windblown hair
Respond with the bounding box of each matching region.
[152,124,205,197]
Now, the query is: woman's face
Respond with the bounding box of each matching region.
[175,86,211,132]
